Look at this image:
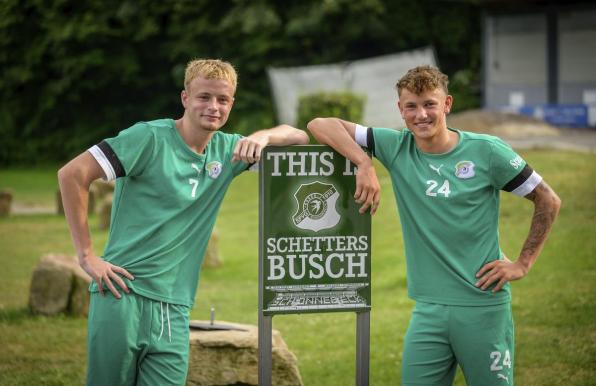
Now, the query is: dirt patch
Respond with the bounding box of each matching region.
[447,109,560,138]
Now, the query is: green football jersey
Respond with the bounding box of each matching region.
[362,127,541,306]
[88,119,249,307]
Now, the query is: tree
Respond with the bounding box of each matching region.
[0,0,482,165]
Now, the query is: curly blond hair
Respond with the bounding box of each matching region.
[396,65,448,96]
[184,59,237,91]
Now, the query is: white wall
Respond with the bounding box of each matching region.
[559,8,596,83]
[267,47,436,129]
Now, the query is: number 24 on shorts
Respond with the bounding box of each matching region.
[490,349,512,372]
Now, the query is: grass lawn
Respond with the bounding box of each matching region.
[0,149,594,385]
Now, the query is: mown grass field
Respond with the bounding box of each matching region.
[0,149,595,385]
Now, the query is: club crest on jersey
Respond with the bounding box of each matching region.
[206,161,222,179]
[455,161,475,179]
[292,181,341,232]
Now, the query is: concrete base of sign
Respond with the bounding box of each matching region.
[187,320,303,386]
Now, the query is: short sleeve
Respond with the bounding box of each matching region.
[89,122,155,181]
[371,127,405,168]
[490,138,542,196]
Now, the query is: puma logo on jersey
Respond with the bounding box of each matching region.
[429,163,444,176]
[497,374,509,383]
[191,163,201,175]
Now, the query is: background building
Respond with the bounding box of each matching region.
[483,1,596,127]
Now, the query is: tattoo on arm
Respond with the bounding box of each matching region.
[521,181,561,258]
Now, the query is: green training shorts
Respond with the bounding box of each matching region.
[86,291,190,386]
[402,301,514,386]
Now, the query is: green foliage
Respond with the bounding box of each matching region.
[296,91,366,141]
[0,150,595,385]
[0,0,483,165]
[449,69,481,113]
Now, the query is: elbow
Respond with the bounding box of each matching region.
[57,160,88,190]
[276,124,309,145]
[296,128,310,145]
[538,189,562,220]
[299,131,310,145]
[57,163,72,187]
[306,117,328,142]
[306,117,323,134]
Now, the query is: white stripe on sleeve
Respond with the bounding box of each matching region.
[88,145,116,182]
[355,124,368,147]
[511,171,542,197]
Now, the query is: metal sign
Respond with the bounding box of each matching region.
[258,145,371,386]
[260,145,371,315]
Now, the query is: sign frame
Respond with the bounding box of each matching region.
[258,145,371,386]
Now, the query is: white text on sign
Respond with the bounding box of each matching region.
[266,151,357,176]
[266,236,369,281]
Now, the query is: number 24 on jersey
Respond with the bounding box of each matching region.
[426,179,451,198]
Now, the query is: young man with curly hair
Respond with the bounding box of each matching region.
[308,65,560,386]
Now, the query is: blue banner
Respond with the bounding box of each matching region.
[516,104,589,128]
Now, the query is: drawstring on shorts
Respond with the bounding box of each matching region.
[158,302,172,343]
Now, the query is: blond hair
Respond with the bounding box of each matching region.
[396,65,448,96]
[184,59,238,91]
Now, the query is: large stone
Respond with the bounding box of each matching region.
[187,321,303,386]
[0,189,13,216]
[29,254,92,316]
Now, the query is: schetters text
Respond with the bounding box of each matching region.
[266,236,369,281]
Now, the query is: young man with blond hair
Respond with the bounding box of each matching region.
[308,65,561,385]
[59,58,308,385]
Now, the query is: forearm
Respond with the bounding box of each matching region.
[307,117,380,214]
[59,152,134,296]
[517,181,561,271]
[254,124,309,146]
[307,118,371,168]
[57,154,102,261]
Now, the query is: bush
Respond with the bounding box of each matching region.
[297,91,366,143]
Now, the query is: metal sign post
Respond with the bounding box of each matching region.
[259,145,371,386]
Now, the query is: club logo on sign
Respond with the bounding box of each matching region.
[292,181,340,232]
